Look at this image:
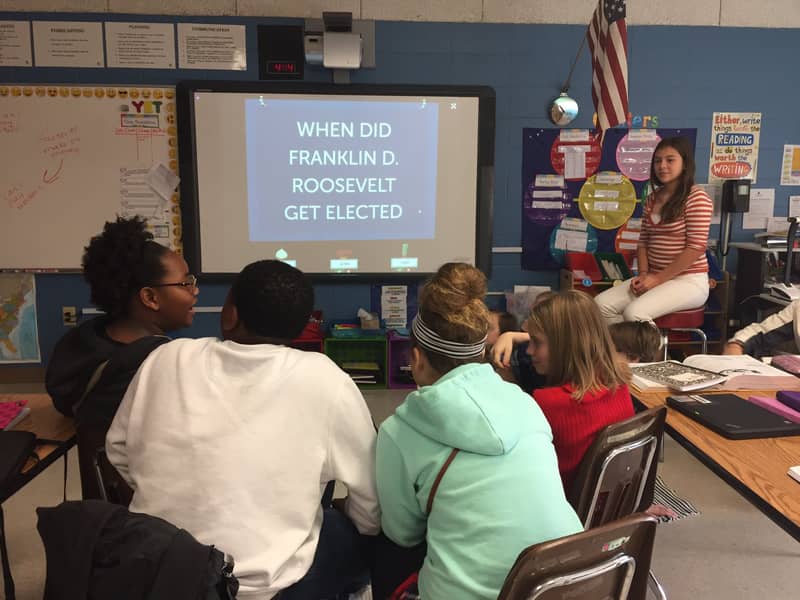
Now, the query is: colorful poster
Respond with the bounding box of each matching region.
[520,128,696,271]
[780,145,800,186]
[0,273,40,363]
[708,112,761,184]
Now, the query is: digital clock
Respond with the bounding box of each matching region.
[268,61,299,75]
[257,25,305,80]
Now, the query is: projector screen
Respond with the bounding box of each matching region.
[177,82,495,278]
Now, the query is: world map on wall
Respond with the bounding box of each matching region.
[0,273,40,363]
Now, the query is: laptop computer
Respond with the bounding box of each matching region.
[666,393,800,440]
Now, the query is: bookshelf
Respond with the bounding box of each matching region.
[323,336,388,389]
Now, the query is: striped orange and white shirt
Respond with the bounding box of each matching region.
[638,185,713,275]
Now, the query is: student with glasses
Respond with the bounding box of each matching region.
[46,216,198,502]
[106,260,379,599]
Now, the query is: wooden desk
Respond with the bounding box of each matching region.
[634,389,800,542]
[0,393,76,502]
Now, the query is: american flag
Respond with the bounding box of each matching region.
[587,0,629,134]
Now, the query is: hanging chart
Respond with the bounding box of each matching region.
[550,130,602,180]
[524,173,572,225]
[616,129,661,181]
[549,218,598,264]
[577,171,637,230]
[614,217,643,253]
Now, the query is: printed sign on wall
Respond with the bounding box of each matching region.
[708,112,761,184]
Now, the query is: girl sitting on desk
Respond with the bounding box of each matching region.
[46,216,197,501]
[595,136,713,323]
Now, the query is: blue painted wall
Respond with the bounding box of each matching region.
[3,12,800,365]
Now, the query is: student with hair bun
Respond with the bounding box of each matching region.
[46,216,198,500]
[375,263,581,600]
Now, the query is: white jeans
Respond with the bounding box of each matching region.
[595,272,710,324]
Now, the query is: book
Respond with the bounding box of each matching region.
[777,390,800,411]
[769,354,800,377]
[0,400,30,431]
[789,465,800,484]
[683,354,800,391]
[630,361,727,392]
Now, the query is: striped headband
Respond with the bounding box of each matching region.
[412,314,487,359]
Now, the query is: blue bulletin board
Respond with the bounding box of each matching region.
[520,127,696,271]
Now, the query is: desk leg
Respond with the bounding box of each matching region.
[63,451,68,502]
[0,505,16,600]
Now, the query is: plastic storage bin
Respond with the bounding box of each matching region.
[595,252,632,282]
[565,252,603,282]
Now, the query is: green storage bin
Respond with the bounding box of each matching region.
[595,252,632,282]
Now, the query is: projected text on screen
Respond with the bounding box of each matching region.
[245,99,439,242]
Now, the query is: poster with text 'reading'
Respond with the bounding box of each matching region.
[708,112,761,184]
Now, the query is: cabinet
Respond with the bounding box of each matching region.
[560,269,730,354]
[290,338,324,353]
[731,242,800,325]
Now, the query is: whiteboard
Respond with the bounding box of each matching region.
[0,84,181,270]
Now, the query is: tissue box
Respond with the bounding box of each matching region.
[360,313,380,329]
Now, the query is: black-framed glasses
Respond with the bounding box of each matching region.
[150,274,198,289]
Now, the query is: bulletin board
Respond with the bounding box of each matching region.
[520,127,696,271]
[0,84,181,271]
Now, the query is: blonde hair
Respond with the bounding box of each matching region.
[415,262,490,374]
[610,321,663,363]
[526,290,630,400]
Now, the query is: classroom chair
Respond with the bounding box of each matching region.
[496,512,659,600]
[654,307,707,359]
[567,406,668,600]
[37,499,238,599]
[76,425,132,506]
[0,431,38,600]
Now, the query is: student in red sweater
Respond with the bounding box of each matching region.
[523,290,635,491]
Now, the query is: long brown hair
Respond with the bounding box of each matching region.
[526,290,630,400]
[649,136,696,223]
[413,262,490,374]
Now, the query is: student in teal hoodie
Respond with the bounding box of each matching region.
[376,263,582,600]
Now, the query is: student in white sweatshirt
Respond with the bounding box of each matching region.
[106,260,380,599]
